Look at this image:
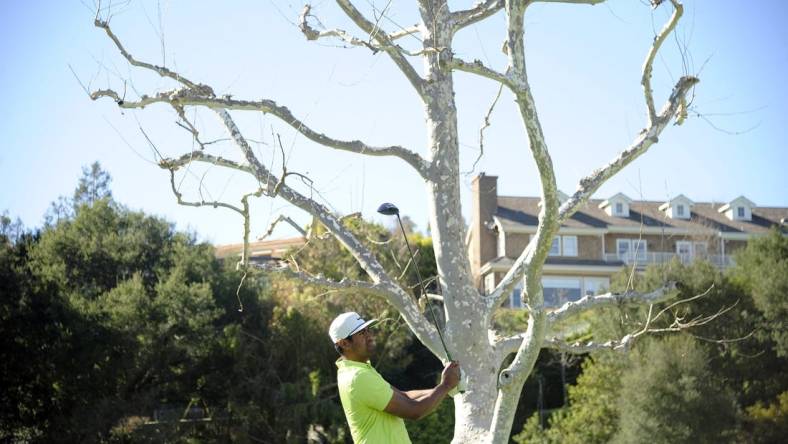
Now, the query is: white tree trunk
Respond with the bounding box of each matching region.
[417,4,499,441]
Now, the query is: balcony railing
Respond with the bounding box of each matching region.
[603,252,735,268]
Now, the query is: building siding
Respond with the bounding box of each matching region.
[577,235,603,260]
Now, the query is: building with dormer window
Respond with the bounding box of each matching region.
[468,173,788,308]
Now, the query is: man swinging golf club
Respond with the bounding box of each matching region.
[330,312,461,443]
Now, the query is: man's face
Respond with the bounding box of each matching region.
[343,327,375,359]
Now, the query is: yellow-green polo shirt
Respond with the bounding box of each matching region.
[336,359,411,444]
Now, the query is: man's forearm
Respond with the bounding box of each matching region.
[412,383,451,419]
[403,388,433,401]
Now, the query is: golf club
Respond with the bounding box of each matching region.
[378,202,465,394]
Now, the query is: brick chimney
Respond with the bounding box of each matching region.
[469,173,498,288]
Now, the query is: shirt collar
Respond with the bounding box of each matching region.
[336,358,372,369]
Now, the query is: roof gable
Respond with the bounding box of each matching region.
[599,192,633,208]
[599,192,633,217]
[719,195,756,213]
[718,195,756,221]
[658,194,694,211]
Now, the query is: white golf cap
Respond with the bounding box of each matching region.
[329,312,377,343]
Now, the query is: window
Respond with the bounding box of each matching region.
[546,235,577,256]
[677,204,685,217]
[633,239,647,260]
[676,241,692,263]
[543,277,582,307]
[617,238,631,257]
[549,236,561,256]
[615,202,623,215]
[737,207,745,218]
[617,239,647,262]
[562,236,578,257]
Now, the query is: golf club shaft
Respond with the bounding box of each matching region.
[395,214,453,362]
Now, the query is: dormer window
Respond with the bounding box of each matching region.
[599,193,632,218]
[659,194,693,220]
[719,196,755,222]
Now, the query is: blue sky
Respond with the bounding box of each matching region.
[1,1,786,245]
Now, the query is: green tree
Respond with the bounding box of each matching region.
[73,161,113,207]
[0,210,24,243]
[514,246,788,443]
[730,228,788,357]
[613,335,738,444]
[742,391,788,444]
[2,165,248,442]
[514,355,623,444]
[44,161,114,225]
[32,199,178,298]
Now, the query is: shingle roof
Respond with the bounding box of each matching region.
[214,236,306,259]
[495,196,788,234]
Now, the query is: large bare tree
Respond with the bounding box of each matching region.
[90,0,699,441]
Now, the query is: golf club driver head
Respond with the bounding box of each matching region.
[376,202,400,216]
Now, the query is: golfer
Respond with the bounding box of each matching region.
[329,311,460,443]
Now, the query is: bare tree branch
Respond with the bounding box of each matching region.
[92,18,445,356]
[545,284,725,354]
[160,150,255,175]
[162,165,245,215]
[451,0,605,33]
[389,25,421,41]
[94,18,213,95]
[500,284,722,356]
[547,282,678,324]
[642,0,683,126]
[334,0,426,95]
[486,0,562,317]
[468,83,505,175]
[300,4,385,53]
[541,335,636,353]
[92,20,429,176]
[490,8,569,435]
[211,106,446,359]
[557,1,697,224]
[451,0,504,32]
[448,58,513,88]
[558,75,698,224]
[300,6,433,57]
[91,86,432,178]
[258,214,307,241]
[253,261,388,294]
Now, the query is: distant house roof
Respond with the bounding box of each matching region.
[214,236,306,261]
[494,195,788,235]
